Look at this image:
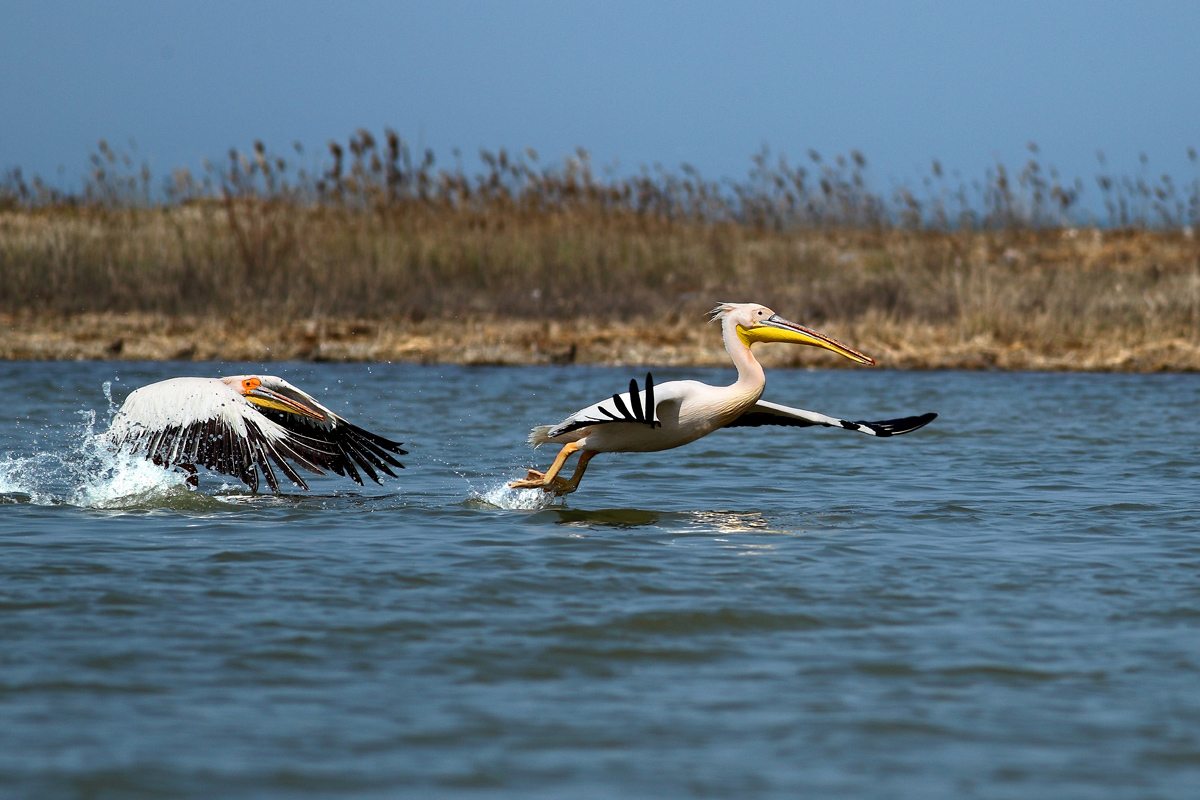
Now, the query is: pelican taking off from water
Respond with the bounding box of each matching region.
[107,375,405,492]
[511,302,936,496]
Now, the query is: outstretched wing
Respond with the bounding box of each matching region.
[725,399,937,437]
[247,376,406,486]
[107,378,338,492]
[255,411,407,486]
[546,373,662,439]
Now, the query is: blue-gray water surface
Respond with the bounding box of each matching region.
[1,361,1199,799]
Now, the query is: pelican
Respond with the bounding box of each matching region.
[511,302,936,496]
[107,375,405,492]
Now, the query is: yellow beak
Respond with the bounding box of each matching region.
[245,387,327,421]
[737,315,874,365]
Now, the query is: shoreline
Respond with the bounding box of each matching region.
[4,313,1198,371]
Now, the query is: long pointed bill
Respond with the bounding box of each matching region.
[246,387,327,421]
[738,314,875,365]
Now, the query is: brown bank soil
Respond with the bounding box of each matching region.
[4,312,1198,371]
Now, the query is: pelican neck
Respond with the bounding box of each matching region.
[722,318,766,391]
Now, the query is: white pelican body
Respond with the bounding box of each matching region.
[533,378,753,453]
[107,375,405,492]
[512,303,935,495]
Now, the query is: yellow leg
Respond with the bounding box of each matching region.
[550,449,597,496]
[510,441,581,490]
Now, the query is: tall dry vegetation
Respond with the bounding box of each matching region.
[1,132,1199,354]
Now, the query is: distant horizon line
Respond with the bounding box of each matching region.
[4,131,1199,229]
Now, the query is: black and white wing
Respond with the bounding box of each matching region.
[725,399,937,437]
[545,373,662,438]
[107,378,337,492]
[249,377,406,486]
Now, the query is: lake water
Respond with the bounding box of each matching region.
[1,361,1199,799]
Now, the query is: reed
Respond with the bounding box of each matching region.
[1,133,1198,369]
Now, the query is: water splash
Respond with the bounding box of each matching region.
[0,392,187,509]
[472,481,562,510]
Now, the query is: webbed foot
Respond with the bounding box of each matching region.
[509,472,572,494]
[509,469,549,489]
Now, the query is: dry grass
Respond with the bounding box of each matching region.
[2,134,1199,369]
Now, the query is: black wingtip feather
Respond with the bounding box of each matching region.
[346,426,405,469]
[256,409,406,486]
[270,450,311,491]
[645,372,658,428]
[346,430,398,476]
[859,412,938,437]
[611,391,632,421]
[344,422,408,458]
[344,440,382,484]
[628,379,645,422]
[341,454,364,486]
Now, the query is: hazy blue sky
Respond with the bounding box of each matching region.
[3,0,1198,192]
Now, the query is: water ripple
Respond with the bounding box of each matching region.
[1,365,1200,798]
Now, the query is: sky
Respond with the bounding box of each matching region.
[3,0,1199,196]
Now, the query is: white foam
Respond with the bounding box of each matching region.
[0,453,54,505]
[69,446,188,508]
[1,401,185,508]
[476,481,561,510]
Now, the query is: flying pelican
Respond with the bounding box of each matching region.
[511,302,936,496]
[107,375,405,492]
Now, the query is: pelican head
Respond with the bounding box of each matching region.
[221,375,327,421]
[710,302,874,365]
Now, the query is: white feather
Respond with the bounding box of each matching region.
[107,377,291,444]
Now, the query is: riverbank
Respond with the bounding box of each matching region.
[4,311,1198,370]
[3,164,1199,371]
